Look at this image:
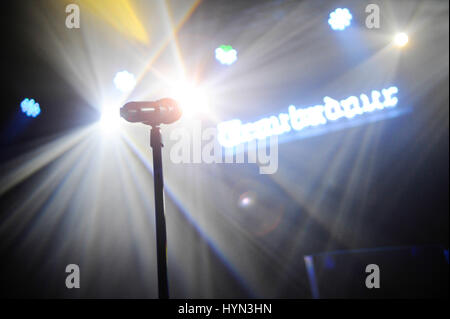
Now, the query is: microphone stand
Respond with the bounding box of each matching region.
[150,125,169,299]
[121,98,181,300]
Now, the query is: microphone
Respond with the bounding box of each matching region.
[120,98,182,125]
[119,98,180,299]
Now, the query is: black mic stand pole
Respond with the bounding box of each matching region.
[121,98,181,300]
[150,125,169,299]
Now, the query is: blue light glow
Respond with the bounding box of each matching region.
[328,8,352,31]
[217,86,399,148]
[20,98,41,118]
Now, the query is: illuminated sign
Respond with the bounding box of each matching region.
[217,86,399,148]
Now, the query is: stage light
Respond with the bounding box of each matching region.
[100,104,121,133]
[215,45,238,65]
[20,98,41,118]
[239,192,254,208]
[170,82,210,118]
[328,8,352,31]
[393,32,409,47]
[113,70,136,93]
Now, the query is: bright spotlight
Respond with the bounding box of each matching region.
[240,196,251,207]
[100,104,121,133]
[114,70,136,93]
[170,82,210,118]
[328,8,352,31]
[215,45,238,65]
[20,98,41,118]
[393,32,409,47]
[239,191,255,208]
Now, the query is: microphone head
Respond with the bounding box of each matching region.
[120,98,182,125]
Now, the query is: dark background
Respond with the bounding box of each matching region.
[1,0,448,298]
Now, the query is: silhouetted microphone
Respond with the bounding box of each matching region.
[120,98,182,125]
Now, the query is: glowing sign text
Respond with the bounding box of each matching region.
[217,86,398,147]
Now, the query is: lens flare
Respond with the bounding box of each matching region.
[100,104,121,133]
[393,32,409,47]
[170,82,210,118]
